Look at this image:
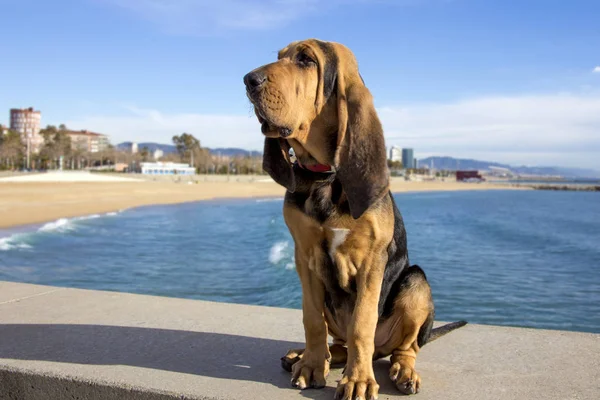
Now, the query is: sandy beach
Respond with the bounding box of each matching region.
[0,173,520,229]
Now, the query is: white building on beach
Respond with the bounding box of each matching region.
[140,162,195,175]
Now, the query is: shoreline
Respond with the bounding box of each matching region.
[0,178,525,229]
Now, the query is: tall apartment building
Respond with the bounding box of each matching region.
[10,107,43,153]
[389,146,402,162]
[65,130,110,153]
[402,148,414,170]
[122,142,138,154]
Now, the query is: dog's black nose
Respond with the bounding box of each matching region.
[244,71,266,90]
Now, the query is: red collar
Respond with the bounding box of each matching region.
[296,159,335,173]
[288,147,335,174]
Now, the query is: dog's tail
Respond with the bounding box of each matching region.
[426,320,468,344]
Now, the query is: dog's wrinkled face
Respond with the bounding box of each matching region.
[244,40,327,140]
[245,39,389,219]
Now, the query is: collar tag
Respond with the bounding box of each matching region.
[288,147,297,164]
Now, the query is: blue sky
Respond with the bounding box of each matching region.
[1,0,599,169]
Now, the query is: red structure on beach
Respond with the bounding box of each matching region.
[456,170,485,182]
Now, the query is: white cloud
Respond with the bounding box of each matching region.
[65,105,260,149]
[97,0,412,34]
[378,94,600,169]
[65,93,600,170]
[99,0,329,34]
[594,66,600,73]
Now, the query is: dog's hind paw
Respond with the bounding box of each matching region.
[281,348,304,372]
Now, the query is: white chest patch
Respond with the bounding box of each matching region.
[329,228,350,261]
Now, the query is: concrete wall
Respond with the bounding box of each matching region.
[1,281,598,400]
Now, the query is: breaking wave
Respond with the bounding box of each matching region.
[269,241,289,264]
[38,213,107,233]
[0,210,124,251]
[0,235,33,251]
[38,218,74,233]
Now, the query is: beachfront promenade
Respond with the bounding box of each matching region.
[1,281,598,400]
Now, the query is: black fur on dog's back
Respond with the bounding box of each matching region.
[379,193,411,318]
[379,194,468,346]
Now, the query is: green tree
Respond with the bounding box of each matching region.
[172,133,199,158]
[105,144,116,166]
[139,146,150,162]
[387,160,403,170]
[172,133,209,173]
[0,130,25,170]
[39,125,72,169]
[172,133,200,160]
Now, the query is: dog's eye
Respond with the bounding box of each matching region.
[297,53,316,67]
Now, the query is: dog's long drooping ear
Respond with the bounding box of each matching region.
[263,138,296,192]
[333,45,389,219]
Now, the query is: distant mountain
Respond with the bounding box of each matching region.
[418,156,600,179]
[210,147,262,157]
[117,142,177,154]
[117,142,261,157]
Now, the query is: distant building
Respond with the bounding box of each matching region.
[10,107,43,153]
[114,163,129,172]
[140,162,195,175]
[153,149,164,160]
[120,142,138,154]
[0,124,8,135]
[487,166,513,178]
[389,146,402,162]
[402,148,414,170]
[413,158,418,169]
[121,142,138,154]
[64,130,110,153]
[456,170,485,182]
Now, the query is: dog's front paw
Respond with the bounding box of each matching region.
[389,362,421,395]
[334,370,379,400]
[290,351,330,390]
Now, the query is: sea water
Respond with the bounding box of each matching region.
[1,190,598,333]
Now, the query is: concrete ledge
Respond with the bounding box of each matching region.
[0,281,598,400]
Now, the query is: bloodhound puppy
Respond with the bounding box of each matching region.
[244,39,466,399]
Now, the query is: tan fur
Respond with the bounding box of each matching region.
[374,274,433,394]
[248,39,431,398]
[283,196,402,398]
